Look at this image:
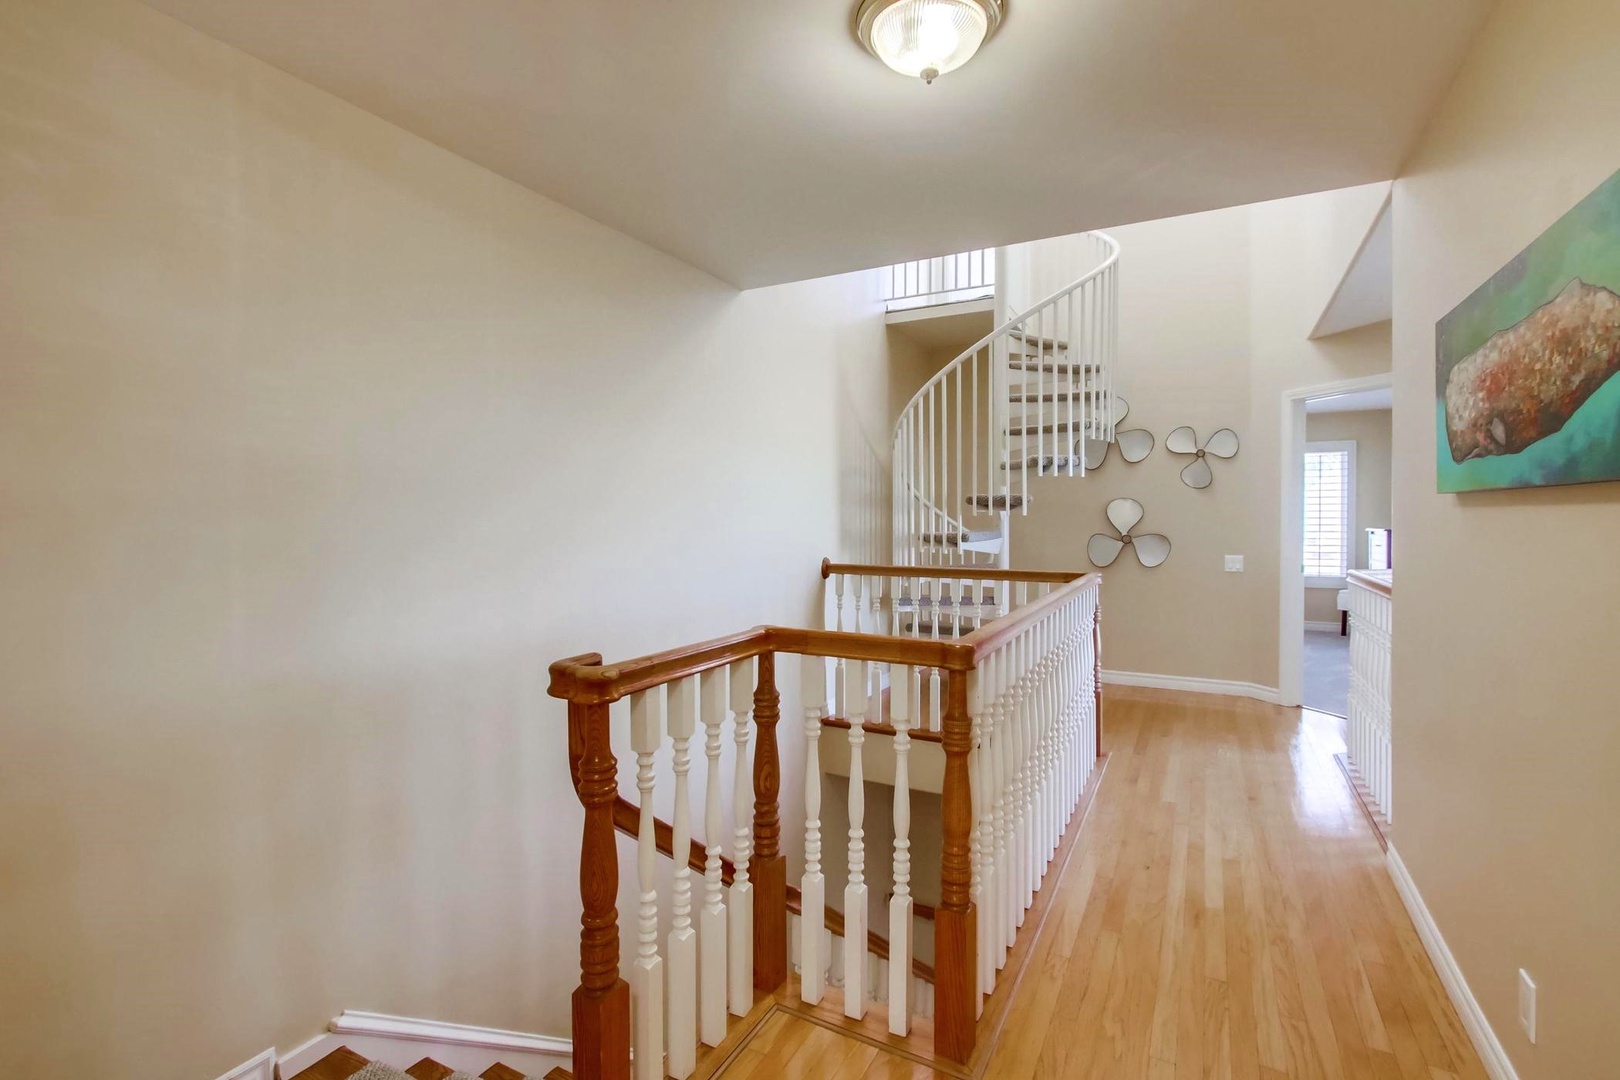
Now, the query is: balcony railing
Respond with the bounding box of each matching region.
[884,248,996,312]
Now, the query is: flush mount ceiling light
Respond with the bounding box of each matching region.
[855,0,1003,84]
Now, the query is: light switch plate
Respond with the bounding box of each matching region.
[1224,555,1244,572]
[1518,969,1537,1044]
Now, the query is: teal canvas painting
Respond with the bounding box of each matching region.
[1436,167,1620,493]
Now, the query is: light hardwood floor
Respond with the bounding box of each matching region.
[710,686,1489,1080]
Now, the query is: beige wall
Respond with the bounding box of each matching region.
[1303,408,1392,622]
[1390,0,1620,1074]
[0,1,902,1076]
[1014,193,1391,688]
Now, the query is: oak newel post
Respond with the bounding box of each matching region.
[751,651,789,992]
[570,696,632,1080]
[936,667,979,1063]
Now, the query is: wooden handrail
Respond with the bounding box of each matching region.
[1347,569,1392,597]
[821,557,1086,585]
[819,715,943,744]
[548,571,1102,706]
[959,572,1102,659]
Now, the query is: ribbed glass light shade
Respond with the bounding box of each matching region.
[865,0,991,82]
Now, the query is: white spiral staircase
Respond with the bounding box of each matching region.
[893,233,1121,567]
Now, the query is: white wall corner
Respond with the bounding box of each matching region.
[1102,669,1281,705]
[214,1048,276,1080]
[1386,844,1520,1080]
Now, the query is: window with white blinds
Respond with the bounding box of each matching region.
[1303,441,1356,584]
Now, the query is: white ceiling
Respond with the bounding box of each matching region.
[1307,387,1392,413]
[141,0,1494,288]
[1312,195,1393,338]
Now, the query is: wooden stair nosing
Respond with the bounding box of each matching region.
[964,493,1026,510]
[1007,328,1070,349]
[1004,420,1102,437]
[1006,360,1096,375]
[1006,390,1094,404]
[1001,454,1082,472]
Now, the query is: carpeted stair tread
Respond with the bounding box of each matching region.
[290,1048,537,1080]
[349,1063,415,1080]
[292,1047,372,1080]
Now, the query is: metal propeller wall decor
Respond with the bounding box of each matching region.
[1079,397,1155,469]
[1087,497,1171,568]
[1165,426,1239,489]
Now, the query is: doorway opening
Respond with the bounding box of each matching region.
[1278,374,1392,710]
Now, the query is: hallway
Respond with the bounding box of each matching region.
[708,687,1487,1079]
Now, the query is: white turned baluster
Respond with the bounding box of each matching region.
[800,654,827,1005]
[993,643,1012,964]
[968,665,986,1018]
[629,689,665,1080]
[728,659,754,1017]
[666,677,698,1079]
[973,657,995,998]
[1022,627,1039,910]
[1012,629,1031,930]
[889,665,914,1034]
[844,705,869,1019]
[698,668,728,1047]
[928,663,942,735]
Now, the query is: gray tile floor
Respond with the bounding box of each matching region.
[1303,629,1349,717]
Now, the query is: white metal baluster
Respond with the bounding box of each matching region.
[1068,290,1077,476]
[629,689,665,1080]
[727,659,754,1016]
[801,654,827,1005]
[833,574,847,717]
[927,386,937,566]
[844,704,869,1019]
[666,678,698,1078]
[888,664,914,1035]
[972,349,980,523]
[698,669,728,1046]
[955,362,963,562]
[988,346,997,530]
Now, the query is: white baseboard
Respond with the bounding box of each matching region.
[1102,668,1281,705]
[278,1011,571,1078]
[1386,844,1518,1080]
[215,1048,275,1080]
[1304,620,1343,633]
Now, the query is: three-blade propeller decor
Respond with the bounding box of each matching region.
[1086,497,1171,568]
[1079,397,1156,470]
[1165,426,1239,489]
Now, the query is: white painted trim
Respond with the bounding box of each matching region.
[1103,669,1280,704]
[1279,372,1392,708]
[1386,844,1519,1080]
[277,1012,571,1077]
[1303,620,1342,633]
[214,1048,275,1080]
[328,1011,572,1055]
